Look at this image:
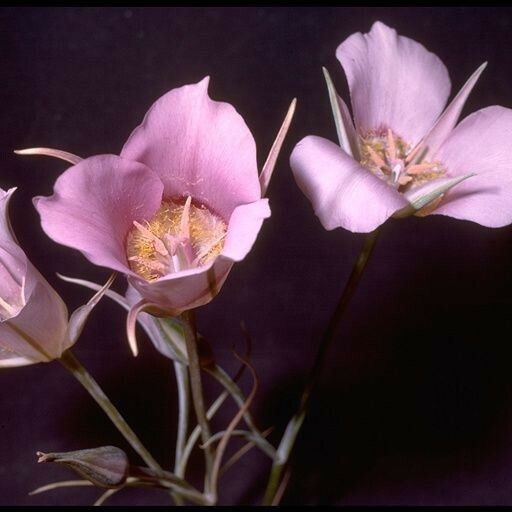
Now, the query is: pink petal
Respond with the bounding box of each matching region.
[0,187,68,366]
[2,268,69,362]
[121,77,260,221]
[0,187,19,244]
[0,353,34,368]
[290,136,408,233]
[222,199,270,262]
[433,106,512,227]
[124,199,269,315]
[129,257,233,316]
[34,155,164,274]
[336,21,451,145]
[124,284,187,362]
[0,240,28,320]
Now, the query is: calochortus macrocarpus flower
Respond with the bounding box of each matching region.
[32,78,294,354]
[0,187,69,366]
[291,21,512,232]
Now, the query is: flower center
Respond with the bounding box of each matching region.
[126,197,227,282]
[359,129,446,190]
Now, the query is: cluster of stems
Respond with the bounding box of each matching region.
[53,227,378,506]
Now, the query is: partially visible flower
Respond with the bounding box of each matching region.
[0,187,115,367]
[291,21,512,232]
[31,78,294,354]
[0,187,69,367]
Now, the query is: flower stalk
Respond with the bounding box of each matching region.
[262,228,380,505]
[58,349,162,474]
[181,310,215,498]
[172,360,190,505]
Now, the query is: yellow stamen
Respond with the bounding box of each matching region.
[387,128,397,161]
[126,198,227,282]
[359,129,446,190]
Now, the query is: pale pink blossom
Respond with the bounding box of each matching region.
[291,22,512,232]
[32,78,294,354]
[0,187,69,366]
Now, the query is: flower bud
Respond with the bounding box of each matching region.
[36,446,129,488]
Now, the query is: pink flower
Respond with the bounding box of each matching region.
[0,188,69,366]
[291,21,512,232]
[32,78,294,353]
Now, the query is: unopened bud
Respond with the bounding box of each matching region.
[36,446,128,488]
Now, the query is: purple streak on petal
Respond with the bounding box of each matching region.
[0,271,69,363]
[34,154,163,274]
[121,77,260,221]
[221,199,270,262]
[434,106,512,227]
[414,62,487,161]
[336,21,451,145]
[0,321,51,364]
[290,136,408,233]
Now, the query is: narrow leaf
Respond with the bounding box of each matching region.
[395,173,475,217]
[14,147,82,165]
[408,62,487,162]
[259,98,297,196]
[322,66,359,159]
[66,273,116,344]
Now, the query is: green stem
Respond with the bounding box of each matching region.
[177,390,228,478]
[129,466,211,505]
[205,364,276,459]
[181,310,214,499]
[58,349,162,473]
[172,361,190,505]
[262,229,380,505]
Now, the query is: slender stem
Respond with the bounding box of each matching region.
[181,310,214,498]
[129,466,211,505]
[176,337,254,483]
[58,349,162,473]
[205,364,276,459]
[172,361,190,505]
[209,352,258,500]
[262,229,380,505]
[178,390,228,478]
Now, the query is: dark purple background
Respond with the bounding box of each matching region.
[1,6,512,506]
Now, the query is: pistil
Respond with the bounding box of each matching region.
[126,197,227,282]
[359,129,446,190]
